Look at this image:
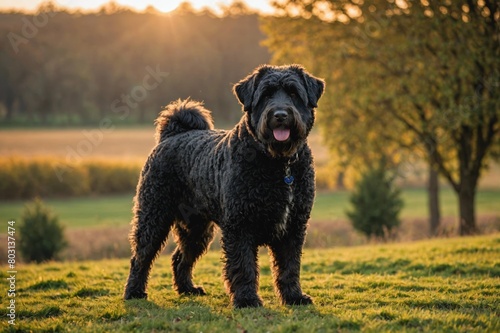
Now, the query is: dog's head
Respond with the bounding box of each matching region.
[233,64,325,158]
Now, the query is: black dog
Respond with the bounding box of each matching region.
[124,64,325,308]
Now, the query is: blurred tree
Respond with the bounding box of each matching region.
[220,0,256,16]
[263,0,499,235]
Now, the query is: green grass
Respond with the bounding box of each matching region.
[401,188,500,219]
[0,189,499,229]
[309,188,500,221]
[1,235,499,332]
[0,194,135,228]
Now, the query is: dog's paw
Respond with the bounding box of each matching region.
[124,290,148,300]
[283,293,313,306]
[179,285,207,296]
[233,296,263,308]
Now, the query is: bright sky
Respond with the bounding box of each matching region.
[0,0,275,14]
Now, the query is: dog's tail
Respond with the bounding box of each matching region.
[155,99,214,143]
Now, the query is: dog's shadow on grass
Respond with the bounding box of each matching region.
[123,295,230,320]
[124,298,164,313]
[123,293,324,327]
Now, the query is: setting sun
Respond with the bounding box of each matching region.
[109,0,248,13]
[122,0,180,13]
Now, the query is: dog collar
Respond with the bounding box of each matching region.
[284,153,299,185]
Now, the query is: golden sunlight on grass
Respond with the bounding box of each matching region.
[0,128,154,160]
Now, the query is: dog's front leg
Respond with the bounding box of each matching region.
[269,229,313,306]
[221,230,262,308]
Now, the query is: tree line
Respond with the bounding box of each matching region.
[0,2,270,125]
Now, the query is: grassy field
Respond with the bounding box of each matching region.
[1,234,498,332]
[0,128,155,160]
[1,189,499,229]
[0,195,135,229]
[314,189,500,221]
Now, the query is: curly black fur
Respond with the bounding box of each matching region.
[124,64,325,308]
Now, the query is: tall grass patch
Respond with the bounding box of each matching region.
[86,160,140,195]
[0,157,141,200]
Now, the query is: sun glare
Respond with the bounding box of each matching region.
[127,0,273,14]
[120,0,179,13]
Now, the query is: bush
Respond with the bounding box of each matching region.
[346,165,404,240]
[19,199,68,263]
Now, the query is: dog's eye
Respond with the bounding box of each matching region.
[290,92,297,98]
[262,90,274,100]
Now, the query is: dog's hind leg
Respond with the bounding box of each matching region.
[171,219,215,295]
[124,210,173,299]
[124,168,175,300]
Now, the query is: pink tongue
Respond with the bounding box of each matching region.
[273,128,290,141]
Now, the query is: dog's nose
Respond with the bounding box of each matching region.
[273,110,288,123]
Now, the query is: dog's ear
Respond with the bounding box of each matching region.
[292,65,325,108]
[233,74,255,112]
[303,74,325,108]
[233,66,271,112]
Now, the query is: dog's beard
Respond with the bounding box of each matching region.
[256,108,307,158]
